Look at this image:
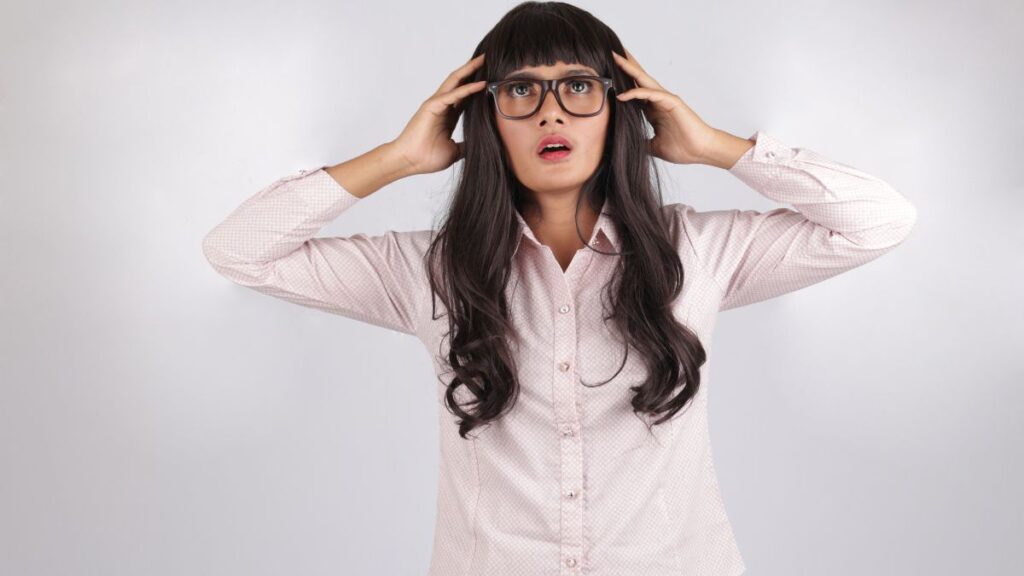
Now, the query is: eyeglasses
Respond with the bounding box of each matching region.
[486,75,615,119]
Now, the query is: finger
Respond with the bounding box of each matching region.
[618,47,643,75]
[615,87,667,104]
[615,87,680,110]
[613,49,658,87]
[436,53,486,95]
[612,49,664,91]
[434,79,488,110]
[613,48,645,72]
[435,55,485,95]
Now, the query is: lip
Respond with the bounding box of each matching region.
[536,133,574,155]
[537,148,572,163]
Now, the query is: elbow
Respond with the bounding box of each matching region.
[870,197,917,249]
[201,229,230,271]
[202,229,246,276]
[840,186,918,250]
[877,191,918,249]
[904,199,918,229]
[202,230,272,287]
[889,188,918,243]
[866,180,918,246]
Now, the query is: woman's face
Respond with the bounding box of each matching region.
[493,60,610,198]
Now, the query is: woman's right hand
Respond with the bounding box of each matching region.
[390,53,488,176]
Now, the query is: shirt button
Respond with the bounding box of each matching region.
[559,304,570,314]
[565,557,577,567]
[765,150,776,159]
[565,489,578,499]
[561,425,575,437]
[558,362,571,372]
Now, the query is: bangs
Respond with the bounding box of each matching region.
[483,5,611,81]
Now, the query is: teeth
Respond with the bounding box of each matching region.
[542,144,568,152]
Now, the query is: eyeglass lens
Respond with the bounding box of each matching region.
[495,77,605,117]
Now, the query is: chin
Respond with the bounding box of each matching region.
[525,177,586,193]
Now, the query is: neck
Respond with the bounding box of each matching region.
[520,190,599,250]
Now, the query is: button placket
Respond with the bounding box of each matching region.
[552,285,584,575]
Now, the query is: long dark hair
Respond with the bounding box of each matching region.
[425,0,707,439]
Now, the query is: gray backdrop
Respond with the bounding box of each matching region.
[2,1,1020,574]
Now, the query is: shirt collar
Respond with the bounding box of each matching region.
[511,197,619,258]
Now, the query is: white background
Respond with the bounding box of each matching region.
[1,1,1020,574]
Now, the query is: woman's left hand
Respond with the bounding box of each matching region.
[612,48,718,165]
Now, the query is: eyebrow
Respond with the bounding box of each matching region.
[503,68,597,80]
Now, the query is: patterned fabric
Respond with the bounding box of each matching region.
[203,130,917,575]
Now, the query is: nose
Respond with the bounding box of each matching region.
[535,86,566,123]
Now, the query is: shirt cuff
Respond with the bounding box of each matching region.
[727,130,796,177]
[287,164,364,205]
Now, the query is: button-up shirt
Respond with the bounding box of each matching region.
[202,130,917,575]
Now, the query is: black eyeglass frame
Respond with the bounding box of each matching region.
[486,75,616,119]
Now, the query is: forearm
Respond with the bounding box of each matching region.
[324,141,413,199]
[700,128,755,170]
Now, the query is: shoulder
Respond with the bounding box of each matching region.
[661,201,767,256]
[660,202,712,260]
[333,227,439,287]
[357,227,437,253]
[660,201,754,282]
[661,201,740,235]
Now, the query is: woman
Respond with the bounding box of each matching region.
[202,2,917,574]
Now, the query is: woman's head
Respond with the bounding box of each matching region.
[466,3,630,204]
[427,1,707,439]
[459,1,645,213]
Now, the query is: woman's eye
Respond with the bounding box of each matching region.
[508,83,533,97]
[567,79,593,94]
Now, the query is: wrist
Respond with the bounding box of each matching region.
[381,140,419,179]
[701,128,755,170]
[324,142,412,199]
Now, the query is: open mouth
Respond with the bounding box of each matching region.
[538,144,572,161]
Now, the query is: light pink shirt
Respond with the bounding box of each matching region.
[203,130,917,575]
